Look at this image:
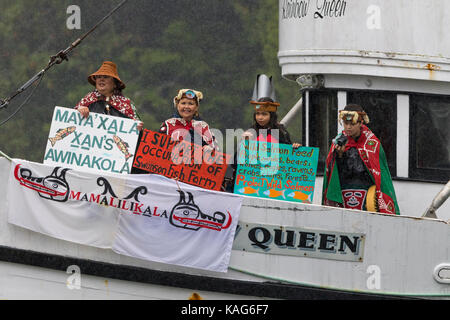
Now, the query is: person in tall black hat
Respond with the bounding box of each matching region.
[74,61,143,131]
[224,75,301,192]
[243,74,300,147]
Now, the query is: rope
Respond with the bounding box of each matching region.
[0,0,129,126]
[0,150,12,161]
[0,71,45,127]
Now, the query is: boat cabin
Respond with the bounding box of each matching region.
[279,0,450,219]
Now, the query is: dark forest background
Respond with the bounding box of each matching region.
[0,0,302,161]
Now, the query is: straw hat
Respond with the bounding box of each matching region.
[88,61,125,90]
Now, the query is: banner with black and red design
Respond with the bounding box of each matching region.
[7,159,242,272]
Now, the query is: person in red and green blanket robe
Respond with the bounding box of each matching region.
[322,104,400,215]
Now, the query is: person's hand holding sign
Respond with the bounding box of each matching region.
[78,106,90,119]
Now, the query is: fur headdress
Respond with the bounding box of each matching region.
[339,104,370,124]
[173,89,203,106]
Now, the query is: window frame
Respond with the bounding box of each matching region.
[304,89,450,183]
[304,89,338,176]
[409,93,450,183]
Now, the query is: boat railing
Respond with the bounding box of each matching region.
[0,150,11,161]
[423,180,450,221]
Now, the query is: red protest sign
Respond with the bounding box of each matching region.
[133,129,230,191]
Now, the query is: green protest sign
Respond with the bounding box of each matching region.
[234,140,319,203]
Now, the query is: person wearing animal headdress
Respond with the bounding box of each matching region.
[75,61,143,131]
[159,88,217,149]
[322,104,400,215]
[242,74,300,148]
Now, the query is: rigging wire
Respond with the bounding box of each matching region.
[0,0,129,127]
[0,71,46,127]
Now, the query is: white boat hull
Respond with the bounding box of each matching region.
[0,158,449,299]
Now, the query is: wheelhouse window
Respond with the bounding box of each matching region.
[346,91,397,176]
[306,89,449,183]
[410,95,450,183]
[307,90,397,176]
[307,90,337,175]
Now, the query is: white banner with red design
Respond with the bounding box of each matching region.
[7,159,242,272]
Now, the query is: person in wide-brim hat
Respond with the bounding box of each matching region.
[74,61,142,128]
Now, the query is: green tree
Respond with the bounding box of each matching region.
[0,0,301,161]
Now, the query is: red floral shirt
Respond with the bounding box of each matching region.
[75,90,140,120]
[159,117,217,149]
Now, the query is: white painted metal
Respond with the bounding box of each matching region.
[304,91,310,146]
[424,181,450,219]
[310,74,450,95]
[234,221,366,262]
[278,1,449,224]
[0,260,263,300]
[313,176,450,221]
[280,97,303,127]
[337,91,347,134]
[396,94,410,178]
[231,198,450,297]
[279,0,450,84]
[434,263,450,284]
[1,158,449,298]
